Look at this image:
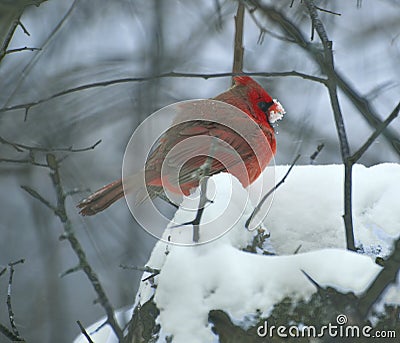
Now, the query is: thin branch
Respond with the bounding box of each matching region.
[301,270,323,290]
[18,20,30,36]
[303,1,346,151]
[8,259,25,267]
[76,320,94,343]
[0,71,325,115]
[303,0,355,251]
[232,2,245,82]
[0,18,19,63]
[214,0,223,29]
[120,265,161,282]
[20,185,57,211]
[244,1,296,43]
[310,143,324,164]
[246,154,300,229]
[248,0,400,157]
[119,265,160,275]
[6,260,25,339]
[193,176,211,242]
[22,154,123,339]
[0,322,23,342]
[314,6,341,16]
[4,0,79,108]
[5,47,41,54]
[0,135,101,153]
[248,0,399,252]
[0,158,47,167]
[349,101,400,164]
[59,265,81,278]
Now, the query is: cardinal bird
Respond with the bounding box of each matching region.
[77,76,285,215]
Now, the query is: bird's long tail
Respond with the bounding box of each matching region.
[77,179,124,216]
[77,172,154,216]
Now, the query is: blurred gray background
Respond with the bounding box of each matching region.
[0,0,399,341]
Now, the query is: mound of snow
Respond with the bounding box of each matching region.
[74,164,400,343]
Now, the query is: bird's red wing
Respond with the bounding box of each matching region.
[144,119,269,194]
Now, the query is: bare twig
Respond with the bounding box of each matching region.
[0,135,101,153]
[248,0,400,157]
[193,176,211,242]
[349,101,400,165]
[0,18,19,63]
[120,265,161,282]
[248,0,400,251]
[314,6,341,16]
[20,185,56,211]
[302,0,355,251]
[3,0,79,107]
[5,47,41,54]
[214,0,223,29]
[310,143,324,164]
[4,260,25,340]
[246,154,300,229]
[293,245,302,254]
[232,2,245,83]
[17,20,30,36]
[0,322,23,342]
[0,136,101,169]
[120,264,160,275]
[76,320,94,343]
[0,1,47,63]
[20,153,123,339]
[304,0,350,155]
[0,158,47,167]
[0,71,325,116]
[244,1,296,43]
[171,162,213,242]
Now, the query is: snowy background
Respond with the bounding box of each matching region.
[0,0,399,341]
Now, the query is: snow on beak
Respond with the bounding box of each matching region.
[268,99,286,124]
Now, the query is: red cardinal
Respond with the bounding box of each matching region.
[78,76,285,215]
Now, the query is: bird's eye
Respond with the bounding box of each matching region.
[258,101,274,113]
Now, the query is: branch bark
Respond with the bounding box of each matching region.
[232,2,245,83]
[0,0,48,63]
[17,149,123,340]
[358,237,400,318]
